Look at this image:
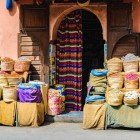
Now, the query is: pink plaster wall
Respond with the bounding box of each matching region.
[0,0,19,59]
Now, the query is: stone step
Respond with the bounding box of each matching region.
[46,111,83,123]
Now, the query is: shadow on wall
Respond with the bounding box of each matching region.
[8,1,19,16]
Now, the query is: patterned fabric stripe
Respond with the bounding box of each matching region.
[57,40,82,45]
[56,10,82,111]
[57,59,82,63]
[58,69,82,72]
[65,88,82,92]
[58,81,82,86]
[58,60,82,67]
[65,91,82,96]
[57,45,82,48]
[57,62,82,67]
[57,30,82,35]
[57,47,82,52]
[57,53,82,60]
[58,74,82,78]
[65,102,82,111]
[56,53,82,58]
[58,75,82,79]
[58,83,82,89]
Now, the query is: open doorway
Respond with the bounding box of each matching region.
[56,9,104,111]
[81,10,104,106]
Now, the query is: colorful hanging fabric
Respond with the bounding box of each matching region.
[56,10,82,111]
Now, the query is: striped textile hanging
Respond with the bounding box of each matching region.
[56,10,83,111]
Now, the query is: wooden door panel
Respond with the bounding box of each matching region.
[109,8,130,28]
[19,5,49,81]
[107,3,132,58]
[112,34,140,58]
[108,30,129,55]
[21,6,48,30]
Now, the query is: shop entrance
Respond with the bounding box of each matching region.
[81,10,104,105]
[56,9,104,110]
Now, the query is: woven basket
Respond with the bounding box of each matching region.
[14,61,31,72]
[107,73,123,88]
[123,61,138,72]
[124,97,138,106]
[7,76,22,86]
[106,88,124,106]
[1,61,14,72]
[107,61,122,72]
[48,95,63,116]
[47,89,63,115]
[0,76,8,87]
[3,86,17,102]
[124,79,138,89]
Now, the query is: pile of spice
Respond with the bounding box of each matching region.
[121,53,139,61]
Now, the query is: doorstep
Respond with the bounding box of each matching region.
[46,111,83,123]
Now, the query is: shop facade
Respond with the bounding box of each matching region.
[0,0,140,111]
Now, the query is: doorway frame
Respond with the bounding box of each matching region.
[49,3,107,42]
[49,4,107,109]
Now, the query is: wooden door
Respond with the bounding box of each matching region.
[19,5,49,81]
[107,3,132,58]
[112,33,140,58]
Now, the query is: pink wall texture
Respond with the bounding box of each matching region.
[0,0,19,59]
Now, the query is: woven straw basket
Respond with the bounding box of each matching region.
[14,61,31,72]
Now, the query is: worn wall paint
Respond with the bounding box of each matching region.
[0,0,19,59]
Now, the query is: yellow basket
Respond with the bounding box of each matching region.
[7,76,22,86]
[123,61,138,72]
[107,61,122,72]
[1,61,14,72]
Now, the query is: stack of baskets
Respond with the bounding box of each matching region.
[106,53,140,106]
[0,56,31,103]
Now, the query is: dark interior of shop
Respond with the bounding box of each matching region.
[81,10,104,105]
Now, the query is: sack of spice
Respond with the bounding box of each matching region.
[107,58,122,72]
[107,72,123,88]
[123,90,139,106]
[124,72,139,89]
[106,87,124,106]
[122,53,139,72]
